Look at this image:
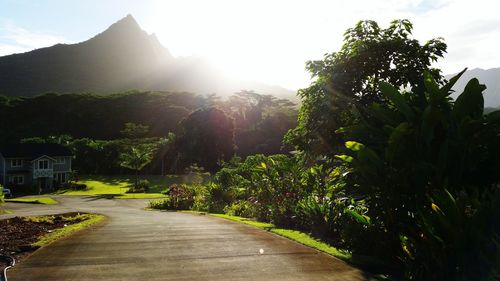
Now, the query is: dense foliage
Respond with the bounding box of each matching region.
[286,20,447,159]
[150,20,499,280]
[0,91,193,142]
[336,70,500,280]
[3,90,296,174]
[176,107,235,173]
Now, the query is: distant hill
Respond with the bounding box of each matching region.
[446,67,500,108]
[0,15,296,100]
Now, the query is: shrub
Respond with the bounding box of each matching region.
[63,182,87,190]
[236,154,306,226]
[223,200,258,218]
[127,179,149,193]
[137,179,149,190]
[404,188,500,281]
[126,187,145,193]
[148,184,196,210]
[148,198,170,209]
[156,184,194,210]
[295,197,334,238]
[190,184,211,212]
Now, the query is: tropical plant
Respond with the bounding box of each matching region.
[207,154,306,226]
[223,200,258,218]
[336,69,500,279]
[119,144,156,189]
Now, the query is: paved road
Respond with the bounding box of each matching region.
[1,196,373,280]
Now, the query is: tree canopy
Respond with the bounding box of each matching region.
[177,107,235,173]
[1,90,297,173]
[286,19,447,158]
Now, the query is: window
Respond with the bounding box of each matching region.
[55,173,67,183]
[38,159,49,169]
[9,175,24,185]
[11,159,23,167]
[55,157,65,164]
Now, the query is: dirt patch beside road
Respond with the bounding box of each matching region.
[0,212,90,271]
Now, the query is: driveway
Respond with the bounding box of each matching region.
[1,196,373,280]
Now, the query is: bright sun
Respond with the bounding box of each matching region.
[144,0,333,90]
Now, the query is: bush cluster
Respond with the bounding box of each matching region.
[149,184,195,210]
[62,182,87,190]
[127,179,150,193]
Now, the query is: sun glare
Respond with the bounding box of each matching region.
[145,0,334,90]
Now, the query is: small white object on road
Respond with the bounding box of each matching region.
[259,248,264,254]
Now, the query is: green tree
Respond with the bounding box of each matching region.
[121,122,149,139]
[156,132,176,175]
[119,144,156,189]
[177,107,235,173]
[286,19,447,159]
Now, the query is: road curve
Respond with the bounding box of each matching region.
[2,196,373,280]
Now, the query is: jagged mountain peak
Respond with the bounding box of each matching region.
[76,14,173,62]
[107,14,141,31]
[88,14,146,43]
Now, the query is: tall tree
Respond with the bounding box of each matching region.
[119,144,156,189]
[286,19,447,158]
[177,107,235,173]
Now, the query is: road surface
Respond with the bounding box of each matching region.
[1,196,373,280]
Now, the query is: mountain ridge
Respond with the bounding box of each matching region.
[446,67,500,108]
[0,15,296,100]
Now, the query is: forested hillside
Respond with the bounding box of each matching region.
[0,91,297,173]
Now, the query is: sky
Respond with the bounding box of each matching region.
[0,0,499,90]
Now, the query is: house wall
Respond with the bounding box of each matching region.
[3,157,32,187]
[5,157,31,171]
[33,156,54,179]
[53,156,72,172]
[8,174,34,187]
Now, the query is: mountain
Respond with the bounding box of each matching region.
[446,67,500,108]
[0,15,296,100]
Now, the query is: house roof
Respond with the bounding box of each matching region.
[0,143,73,159]
[31,155,57,162]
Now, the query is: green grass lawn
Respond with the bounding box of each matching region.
[55,174,210,199]
[6,197,59,205]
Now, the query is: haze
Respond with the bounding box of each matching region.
[1,0,499,90]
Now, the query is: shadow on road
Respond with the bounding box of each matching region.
[83,194,120,201]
